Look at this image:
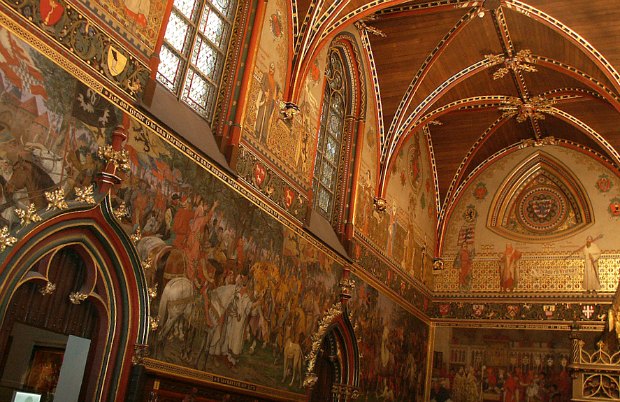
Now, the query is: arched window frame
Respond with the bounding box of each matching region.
[156,0,242,125]
[312,37,366,235]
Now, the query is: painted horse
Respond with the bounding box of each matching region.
[5,158,56,210]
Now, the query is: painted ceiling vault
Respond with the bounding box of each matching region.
[287,0,620,252]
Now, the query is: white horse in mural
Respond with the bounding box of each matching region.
[194,284,238,370]
[24,142,71,190]
[156,277,194,356]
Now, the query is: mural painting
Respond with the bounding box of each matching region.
[242,0,321,188]
[349,276,429,401]
[0,25,425,399]
[437,146,620,294]
[88,0,170,53]
[0,25,342,395]
[117,115,345,393]
[0,29,115,229]
[355,129,436,283]
[431,327,589,402]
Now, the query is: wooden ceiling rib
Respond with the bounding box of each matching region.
[368,7,467,128]
[526,0,620,69]
[292,0,620,226]
[502,8,616,90]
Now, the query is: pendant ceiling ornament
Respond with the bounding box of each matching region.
[487,152,593,242]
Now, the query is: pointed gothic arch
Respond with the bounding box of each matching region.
[312,33,366,238]
[0,199,149,401]
[304,298,360,401]
[487,151,594,242]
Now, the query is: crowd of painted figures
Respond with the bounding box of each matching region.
[432,363,571,402]
[115,174,341,385]
[351,285,427,401]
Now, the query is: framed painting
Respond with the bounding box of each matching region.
[24,346,64,394]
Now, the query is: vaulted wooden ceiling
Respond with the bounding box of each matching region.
[290,0,620,229]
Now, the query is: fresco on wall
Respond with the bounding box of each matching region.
[355,129,436,283]
[118,113,344,393]
[0,22,435,398]
[436,146,620,294]
[85,0,170,53]
[349,277,428,401]
[431,327,590,402]
[242,0,322,188]
[0,29,115,228]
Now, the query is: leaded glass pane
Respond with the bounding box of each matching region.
[328,113,342,138]
[175,0,198,19]
[157,0,237,123]
[200,7,226,47]
[330,71,343,90]
[318,187,330,215]
[314,158,321,179]
[157,45,183,91]
[183,69,211,110]
[325,136,338,164]
[212,0,233,18]
[320,162,335,190]
[331,94,343,115]
[192,36,217,79]
[165,11,192,54]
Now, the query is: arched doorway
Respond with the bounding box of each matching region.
[305,300,360,402]
[0,202,149,401]
[0,247,100,401]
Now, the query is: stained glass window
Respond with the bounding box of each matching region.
[157,0,237,123]
[313,50,347,219]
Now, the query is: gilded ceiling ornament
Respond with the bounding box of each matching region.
[0,226,17,252]
[373,197,388,212]
[499,96,555,123]
[354,17,386,38]
[279,101,300,120]
[113,201,129,220]
[488,49,537,80]
[97,144,130,172]
[519,136,558,148]
[69,291,88,304]
[484,53,505,67]
[45,188,68,210]
[39,281,56,296]
[427,120,443,126]
[74,185,96,204]
[15,203,42,226]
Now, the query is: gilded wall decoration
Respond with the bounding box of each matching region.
[428,299,608,322]
[442,146,620,298]
[434,253,620,294]
[487,152,593,242]
[236,144,307,222]
[0,0,150,99]
[78,0,169,54]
